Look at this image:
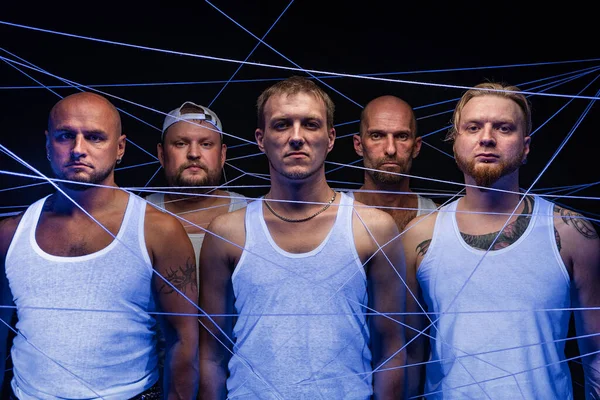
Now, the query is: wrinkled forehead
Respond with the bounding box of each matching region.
[365,108,414,130]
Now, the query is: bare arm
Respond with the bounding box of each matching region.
[555,206,600,399]
[146,208,199,399]
[357,208,407,398]
[402,214,436,399]
[198,212,243,399]
[0,215,21,389]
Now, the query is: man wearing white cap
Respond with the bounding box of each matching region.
[146,101,248,286]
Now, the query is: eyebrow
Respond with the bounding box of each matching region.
[269,113,323,121]
[52,127,108,136]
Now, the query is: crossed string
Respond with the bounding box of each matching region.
[0,10,599,399]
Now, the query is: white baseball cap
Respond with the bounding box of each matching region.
[162,101,222,139]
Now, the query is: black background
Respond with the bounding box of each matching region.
[0,1,598,396]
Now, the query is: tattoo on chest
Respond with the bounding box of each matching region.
[554,205,599,239]
[158,257,197,294]
[460,196,534,251]
[554,227,561,252]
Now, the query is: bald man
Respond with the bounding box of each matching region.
[350,95,437,232]
[349,95,437,396]
[0,92,198,399]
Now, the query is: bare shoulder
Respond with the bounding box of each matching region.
[403,212,438,240]
[552,203,599,241]
[204,207,247,251]
[402,212,439,265]
[552,203,599,265]
[0,213,24,256]
[352,199,399,240]
[144,203,186,235]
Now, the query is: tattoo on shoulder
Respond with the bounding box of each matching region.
[554,227,561,252]
[554,205,599,240]
[158,257,197,295]
[416,239,432,257]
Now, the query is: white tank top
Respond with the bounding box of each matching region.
[345,191,437,216]
[145,191,247,290]
[417,196,573,399]
[227,192,373,399]
[6,193,158,399]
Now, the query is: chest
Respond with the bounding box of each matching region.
[264,212,337,254]
[386,208,418,232]
[178,205,231,234]
[35,212,124,257]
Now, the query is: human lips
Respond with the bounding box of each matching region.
[377,160,401,168]
[475,153,500,163]
[65,161,92,168]
[285,151,309,158]
[183,163,205,170]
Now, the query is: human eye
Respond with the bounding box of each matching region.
[201,141,214,148]
[88,134,103,142]
[174,141,187,148]
[497,124,513,134]
[464,124,480,134]
[304,120,321,130]
[397,132,409,140]
[55,131,74,141]
[272,120,289,131]
[369,132,381,140]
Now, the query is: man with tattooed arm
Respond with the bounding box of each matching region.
[0,92,198,399]
[402,82,600,399]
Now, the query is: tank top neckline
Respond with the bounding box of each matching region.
[450,196,540,255]
[31,193,134,262]
[258,192,348,258]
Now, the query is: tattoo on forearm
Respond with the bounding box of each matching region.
[554,227,561,252]
[554,205,599,239]
[416,239,432,257]
[461,196,534,251]
[158,257,197,294]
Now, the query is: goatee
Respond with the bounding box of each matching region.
[455,151,523,188]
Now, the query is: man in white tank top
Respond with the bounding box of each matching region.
[349,95,437,397]
[401,83,600,399]
[198,76,409,398]
[146,101,248,286]
[0,93,199,399]
[350,95,438,231]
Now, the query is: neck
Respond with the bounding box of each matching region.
[462,172,523,212]
[54,183,121,212]
[356,174,414,207]
[268,171,333,210]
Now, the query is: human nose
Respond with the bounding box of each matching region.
[384,135,397,156]
[479,126,496,147]
[71,134,86,159]
[187,143,201,159]
[289,122,305,148]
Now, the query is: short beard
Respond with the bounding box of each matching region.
[455,151,523,188]
[269,160,320,181]
[54,165,114,191]
[167,164,222,195]
[365,157,411,185]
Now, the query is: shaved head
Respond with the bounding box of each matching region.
[360,95,416,137]
[48,92,121,136]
